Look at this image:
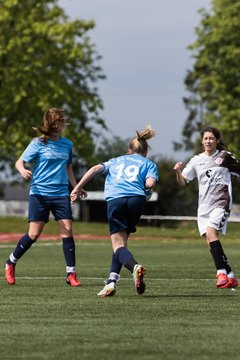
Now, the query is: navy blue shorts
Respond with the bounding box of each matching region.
[107,196,146,235]
[28,195,73,223]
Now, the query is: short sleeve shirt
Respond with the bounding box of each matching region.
[102,153,158,201]
[21,137,73,196]
[182,150,240,212]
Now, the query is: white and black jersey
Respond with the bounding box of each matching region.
[182,150,240,233]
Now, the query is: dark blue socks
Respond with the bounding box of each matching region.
[8,233,35,264]
[109,252,122,274]
[62,237,76,267]
[115,247,137,273]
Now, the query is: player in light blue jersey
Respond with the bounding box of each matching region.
[71,125,158,297]
[5,108,86,287]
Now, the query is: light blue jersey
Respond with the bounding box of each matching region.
[21,137,73,196]
[102,154,158,201]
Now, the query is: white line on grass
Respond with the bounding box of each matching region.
[0,242,108,248]
[0,276,215,282]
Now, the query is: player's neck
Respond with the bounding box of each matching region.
[49,132,61,141]
[204,148,217,156]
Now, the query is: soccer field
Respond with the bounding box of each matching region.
[0,222,240,359]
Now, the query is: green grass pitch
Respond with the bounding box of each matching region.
[0,218,240,359]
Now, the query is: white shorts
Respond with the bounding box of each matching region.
[197,207,230,236]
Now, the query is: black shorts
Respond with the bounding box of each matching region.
[107,196,146,235]
[28,195,73,223]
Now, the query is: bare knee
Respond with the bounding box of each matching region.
[58,220,73,238]
[28,232,40,242]
[59,224,72,238]
[111,231,128,253]
[60,230,72,238]
[28,221,45,241]
[205,227,218,244]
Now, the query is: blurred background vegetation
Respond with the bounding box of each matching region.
[1,0,240,215]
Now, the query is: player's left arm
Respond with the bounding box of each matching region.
[145,177,157,189]
[145,161,158,189]
[67,164,77,187]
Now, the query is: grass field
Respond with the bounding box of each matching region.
[1,217,240,359]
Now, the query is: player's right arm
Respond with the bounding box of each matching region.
[70,163,105,202]
[173,162,187,187]
[15,158,32,181]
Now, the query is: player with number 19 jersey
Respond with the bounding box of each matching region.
[102,153,158,201]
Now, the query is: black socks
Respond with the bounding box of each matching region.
[210,240,232,273]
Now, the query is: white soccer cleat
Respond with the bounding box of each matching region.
[133,264,146,295]
[97,281,116,297]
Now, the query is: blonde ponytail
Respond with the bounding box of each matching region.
[129,125,156,156]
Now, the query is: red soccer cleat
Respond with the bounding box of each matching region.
[66,272,81,287]
[216,273,228,288]
[5,263,16,285]
[227,277,238,288]
[220,276,239,289]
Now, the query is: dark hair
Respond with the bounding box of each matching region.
[201,126,228,151]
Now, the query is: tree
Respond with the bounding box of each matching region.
[79,135,129,190]
[178,0,240,155]
[0,0,106,171]
[154,157,198,216]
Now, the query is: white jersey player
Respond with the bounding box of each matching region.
[174,127,240,289]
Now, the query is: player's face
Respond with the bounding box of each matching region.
[51,120,64,133]
[202,131,218,154]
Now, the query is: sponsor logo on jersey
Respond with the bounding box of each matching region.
[206,169,212,178]
[201,169,222,185]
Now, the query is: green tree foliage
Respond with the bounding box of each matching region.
[80,135,129,190]
[178,0,240,155]
[95,135,129,163]
[0,0,106,170]
[155,157,198,216]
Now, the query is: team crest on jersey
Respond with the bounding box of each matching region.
[215,157,223,165]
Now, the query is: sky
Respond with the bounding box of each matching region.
[59,0,211,160]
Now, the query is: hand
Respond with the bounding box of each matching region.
[20,169,32,181]
[70,190,78,203]
[79,188,87,199]
[173,162,183,172]
[70,188,87,203]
